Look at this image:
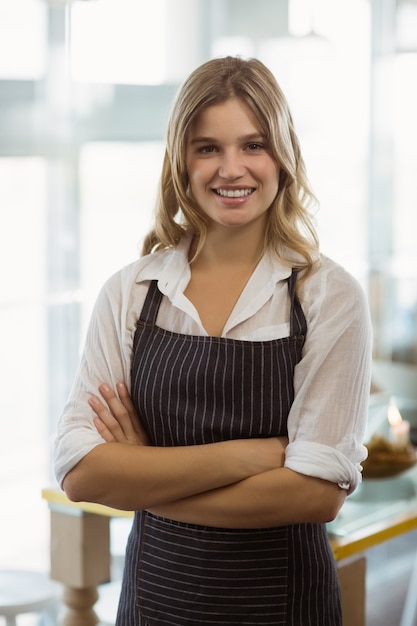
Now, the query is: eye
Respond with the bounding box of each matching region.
[246,143,265,151]
[198,145,217,154]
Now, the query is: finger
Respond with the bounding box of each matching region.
[89,394,127,442]
[93,416,116,443]
[116,382,150,443]
[97,384,148,445]
[98,384,137,439]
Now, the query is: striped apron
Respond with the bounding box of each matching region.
[116,272,342,625]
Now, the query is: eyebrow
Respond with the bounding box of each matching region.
[189,133,267,145]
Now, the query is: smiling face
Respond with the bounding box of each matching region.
[185,98,280,234]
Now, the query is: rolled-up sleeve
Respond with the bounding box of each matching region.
[284,259,372,494]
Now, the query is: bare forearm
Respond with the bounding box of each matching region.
[63,438,285,511]
[148,468,346,528]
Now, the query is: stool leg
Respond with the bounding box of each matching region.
[61,586,99,626]
[5,618,17,626]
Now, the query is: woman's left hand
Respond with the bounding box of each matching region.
[89,382,150,446]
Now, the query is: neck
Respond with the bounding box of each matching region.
[192,222,266,268]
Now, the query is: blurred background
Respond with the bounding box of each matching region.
[0,0,416,575]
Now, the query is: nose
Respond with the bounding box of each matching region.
[218,149,245,180]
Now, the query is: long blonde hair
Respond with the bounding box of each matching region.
[142,56,319,276]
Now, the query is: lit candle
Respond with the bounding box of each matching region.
[387,400,410,446]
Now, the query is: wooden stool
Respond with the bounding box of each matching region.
[0,570,60,626]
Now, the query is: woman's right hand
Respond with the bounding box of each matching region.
[89,382,150,446]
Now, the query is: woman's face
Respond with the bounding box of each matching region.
[185,98,280,233]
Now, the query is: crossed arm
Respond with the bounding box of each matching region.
[63,383,345,528]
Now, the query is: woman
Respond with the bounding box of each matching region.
[55,56,372,625]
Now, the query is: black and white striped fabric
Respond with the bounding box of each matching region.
[116,272,342,625]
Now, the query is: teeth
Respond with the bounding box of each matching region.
[216,188,253,198]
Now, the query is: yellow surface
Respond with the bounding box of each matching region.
[42,487,417,562]
[329,510,417,560]
[42,487,134,518]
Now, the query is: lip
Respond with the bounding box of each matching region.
[212,186,255,204]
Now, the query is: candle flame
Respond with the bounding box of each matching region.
[387,402,403,426]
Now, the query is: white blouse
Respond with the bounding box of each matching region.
[53,234,372,494]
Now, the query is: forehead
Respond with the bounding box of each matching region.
[188,98,263,138]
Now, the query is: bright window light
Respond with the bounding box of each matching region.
[79,141,164,323]
[0,0,46,79]
[0,157,47,301]
[70,0,167,85]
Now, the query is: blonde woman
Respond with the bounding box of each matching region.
[55,56,372,625]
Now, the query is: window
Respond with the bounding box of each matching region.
[79,141,164,326]
[70,0,167,85]
[0,157,50,569]
[259,0,371,280]
[0,0,46,79]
